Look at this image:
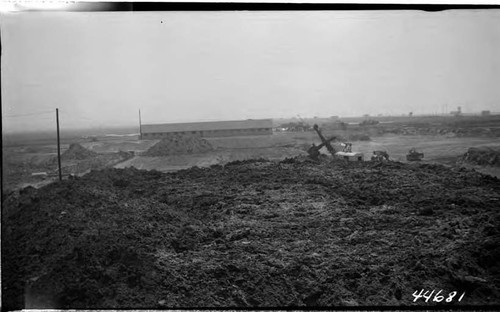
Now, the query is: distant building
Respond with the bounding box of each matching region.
[481,110,491,116]
[450,106,462,116]
[141,119,273,139]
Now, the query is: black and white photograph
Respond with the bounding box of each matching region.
[1,2,500,310]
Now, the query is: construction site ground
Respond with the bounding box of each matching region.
[81,134,500,176]
[3,128,500,309]
[2,156,500,309]
[4,132,500,191]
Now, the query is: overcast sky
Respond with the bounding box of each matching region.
[2,10,500,132]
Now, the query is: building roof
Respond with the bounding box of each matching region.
[142,119,273,133]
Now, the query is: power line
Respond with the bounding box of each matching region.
[4,110,95,122]
[59,112,94,121]
[3,116,54,122]
[3,110,54,118]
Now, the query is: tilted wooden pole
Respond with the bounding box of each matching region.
[56,108,62,181]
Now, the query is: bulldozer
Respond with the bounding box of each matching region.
[406,148,424,161]
[307,124,364,161]
[371,150,390,162]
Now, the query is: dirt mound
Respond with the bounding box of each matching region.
[459,146,500,167]
[62,143,98,160]
[3,159,500,309]
[144,134,213,156]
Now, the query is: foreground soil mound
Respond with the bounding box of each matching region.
[459,147,500,167]
[3,158,500,309]
[62,143,98,160]
[144,134,213,156]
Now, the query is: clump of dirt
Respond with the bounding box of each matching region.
[2,157,500,309]
[62,143,98,160]
[144,134,213,156]
[458,146,500,167]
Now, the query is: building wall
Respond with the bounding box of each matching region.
[142,119,273,134]
[142,131,202,140]
[142,127,272,139]
[201,128,271,137]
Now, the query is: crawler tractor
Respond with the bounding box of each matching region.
[406,148,424,161]
[371,150,390,162]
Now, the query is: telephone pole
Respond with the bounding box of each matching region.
[56,108,62,181]
[139,109,142,140]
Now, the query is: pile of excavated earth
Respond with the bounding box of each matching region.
[61,143,98,160]
[2,157,500,309]
[458,147,500,167]
[143,134,213,156]
[43,144,134,176]
[383,126,500,137]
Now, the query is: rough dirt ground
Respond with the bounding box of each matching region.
[4,133,500,192]
[458,147,500,167]
[2,143,135,191]
[2,157,499,309]
[143,135,214,156]
[115,147,305,172]
[116,135,500,174]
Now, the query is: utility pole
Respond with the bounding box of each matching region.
[56,108,62,181]
[139,109,142,140]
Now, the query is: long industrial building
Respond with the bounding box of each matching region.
[141,119,273,139]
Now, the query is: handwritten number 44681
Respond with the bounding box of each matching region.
[412,289,465,303]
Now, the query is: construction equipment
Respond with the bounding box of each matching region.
[371,150,390,162]
[340,142,352,153]
[311,124,364,161]
[313,124,337,156]
[406,148,424,161]
[307,137,336,160]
